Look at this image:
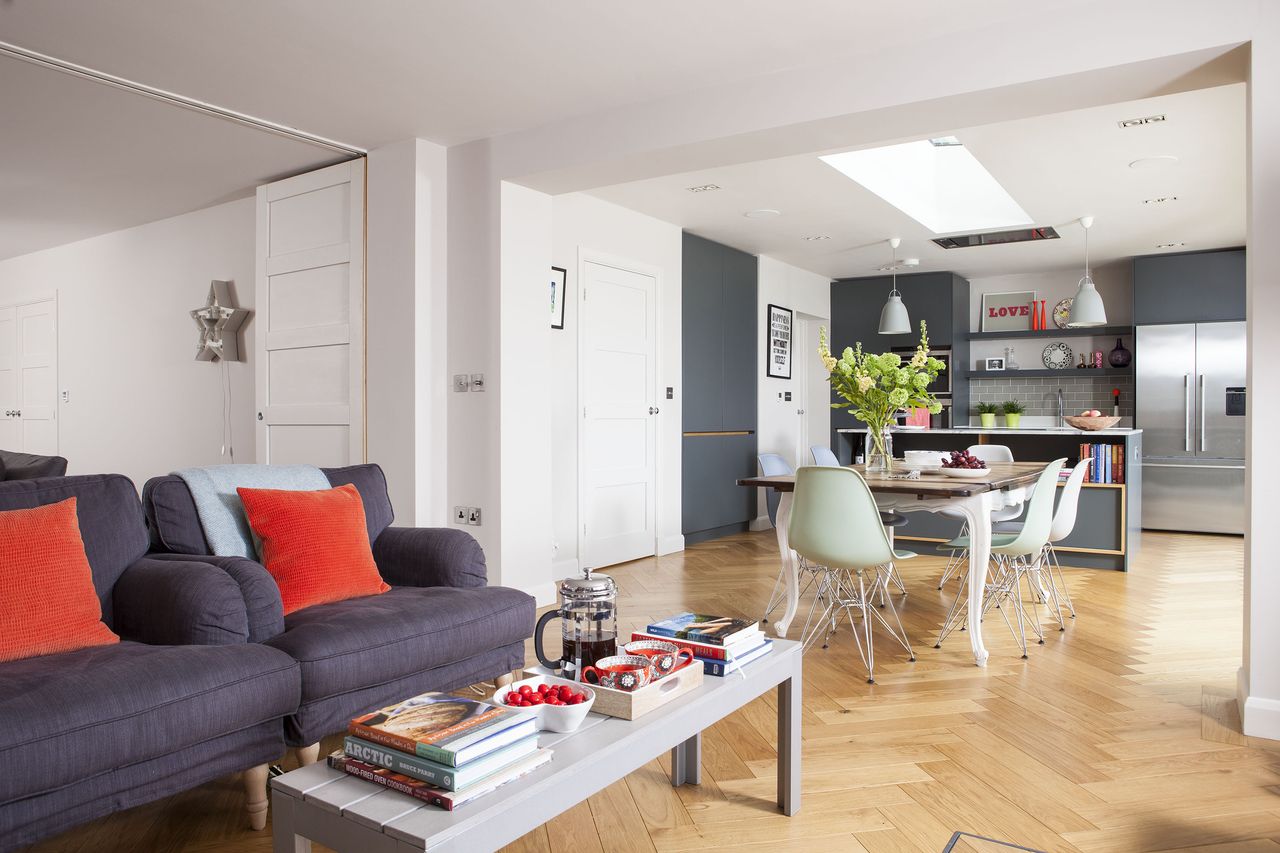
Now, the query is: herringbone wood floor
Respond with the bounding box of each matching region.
[24,530,1280,853]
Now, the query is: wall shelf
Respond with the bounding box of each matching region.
[965,367,1133,379]
[966,324,1133,342]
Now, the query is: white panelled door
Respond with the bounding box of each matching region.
[580,259,658,568]
[0,300,58,454]
[256,160,365,466]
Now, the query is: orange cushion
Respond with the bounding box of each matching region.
[237,484,390,615]
[0,498,119,663]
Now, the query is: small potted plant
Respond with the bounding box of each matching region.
[976,402,998,428]
[1002,400,1025,429]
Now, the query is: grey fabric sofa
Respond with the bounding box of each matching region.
[141,463,536,749]
[0,474,301,852]
[0,449,68,480]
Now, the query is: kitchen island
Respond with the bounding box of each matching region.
[836,426,1142,571]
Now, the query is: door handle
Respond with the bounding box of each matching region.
[1184,374,1192,452]
[648,406,659,415]
[1199,373,1206,452]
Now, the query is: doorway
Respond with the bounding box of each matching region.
[794,314,832,466]
[0,298,58,455]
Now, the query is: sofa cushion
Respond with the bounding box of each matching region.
[0,498,119,662]
[238,483,390,615]
[0,450,68,480]
[142,463,395,556]
[266,585,534,704]
[0,641,299,806]
[0,474,149,626]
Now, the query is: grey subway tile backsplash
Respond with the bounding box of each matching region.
[966,374,1133,418]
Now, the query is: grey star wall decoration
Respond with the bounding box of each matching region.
[191,280,249,361]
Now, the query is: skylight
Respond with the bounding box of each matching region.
[820,140,1033,234]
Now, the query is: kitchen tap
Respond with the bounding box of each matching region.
[1057,388,1064,427]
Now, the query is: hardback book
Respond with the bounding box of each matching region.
[699,639,773,676]
[629,630,762,661]
[343,733,540,791]
[348,692,535,767]
[329,749,552,811]
[645,613,759,646]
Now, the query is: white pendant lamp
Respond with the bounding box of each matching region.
[1067,216,1107,328]
[878,237,911,334]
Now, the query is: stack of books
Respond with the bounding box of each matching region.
[328,692,550,811]
[634,612,773,677]
[1078,443,1124,484]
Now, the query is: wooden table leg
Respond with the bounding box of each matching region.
[271,791,312,853]
[773,491,800,638]
[959,492,994,668]
[777,672,801,815]
[670,732,701,786]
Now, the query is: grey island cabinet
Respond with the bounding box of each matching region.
[835,427,1143,571]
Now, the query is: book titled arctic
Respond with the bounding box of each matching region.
[646,612,759,646]
[329,749,552,811]
[348,692,535,767]
[343,733,540,791]
[699,639,772,677]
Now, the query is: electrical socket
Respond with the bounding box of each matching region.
[453,506,468,524]
[470,373,486,392]
[467,507,482,526]
[453,374,471,393]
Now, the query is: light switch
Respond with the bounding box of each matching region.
[471,373,486,392]
[453,374,471,393]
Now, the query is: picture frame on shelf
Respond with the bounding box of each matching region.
[980,290,1036,332]
[766,303,792,379]
[551,266,567,329]
[984,357,1006,371]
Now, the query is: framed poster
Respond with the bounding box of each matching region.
[980,290,1036,332]
[767,304,793,379]
[551,266,567,329]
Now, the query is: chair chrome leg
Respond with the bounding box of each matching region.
[1047,545,1077,619]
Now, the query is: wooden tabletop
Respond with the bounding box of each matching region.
[737,461,1047,498]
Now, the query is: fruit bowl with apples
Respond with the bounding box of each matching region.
[938,449,990,478]
[1063,410,1121,431]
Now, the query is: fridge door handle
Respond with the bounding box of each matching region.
[1184,374,1192,452]
[1199,374,1207,452]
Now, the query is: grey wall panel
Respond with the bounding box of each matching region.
[681,433,757,537]
[1133,248,1245,325]
[721,247,758,430]
[682,233,726,432]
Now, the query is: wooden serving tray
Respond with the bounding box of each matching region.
[523,662,704,721]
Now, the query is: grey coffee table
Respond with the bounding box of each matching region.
[270,639,801,852]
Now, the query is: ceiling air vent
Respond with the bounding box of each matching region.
[932,226,1060,249]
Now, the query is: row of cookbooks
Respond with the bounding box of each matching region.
[326,692,549,811]
[635,612,773,676]
[1076,443,1124,484]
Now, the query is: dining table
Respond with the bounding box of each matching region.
[737,461,1048,667]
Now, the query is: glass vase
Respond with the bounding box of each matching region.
[864,423,893,475]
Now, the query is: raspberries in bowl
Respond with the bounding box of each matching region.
[492,676,596,732]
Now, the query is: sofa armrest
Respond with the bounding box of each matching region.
[113,557,251,645]
[372,527,487,589]
[143,553,285,642]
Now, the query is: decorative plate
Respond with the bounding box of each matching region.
[1052,298,1073,329]
[1042,341,1073,369]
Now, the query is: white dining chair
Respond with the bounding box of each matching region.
[937,444,1023,589]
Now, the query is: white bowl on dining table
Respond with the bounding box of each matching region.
[939,466,991,478]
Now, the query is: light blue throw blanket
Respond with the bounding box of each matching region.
[174,464,331,557]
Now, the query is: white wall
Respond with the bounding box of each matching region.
[550,193,684,574]
[0,198,255,487]
[367,139,449,527]
[755,256,830,524]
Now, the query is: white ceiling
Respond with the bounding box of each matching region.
[589,84,1247,279]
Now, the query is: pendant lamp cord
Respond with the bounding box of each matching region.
[889,241,900,297]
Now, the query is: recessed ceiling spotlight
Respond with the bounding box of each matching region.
[685,184,720,193]
[1118,114,1167,129]
[744,208,781,219]
[1155,241,1185,249]
[801,234,830,241]
[1143,196,1179,204]
[1129,155,1179,170]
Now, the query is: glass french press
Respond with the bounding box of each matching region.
[534,568,618,681]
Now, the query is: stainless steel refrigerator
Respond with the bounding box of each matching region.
[1137,321,1245,534]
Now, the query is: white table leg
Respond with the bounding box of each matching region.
[958,492,994,667]
[773,491,800,638]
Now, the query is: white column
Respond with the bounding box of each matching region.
[1241,6,1280,740]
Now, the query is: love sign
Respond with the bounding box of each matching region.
[980,290,1037,332]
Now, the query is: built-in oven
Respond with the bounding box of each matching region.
[891,346,952,396]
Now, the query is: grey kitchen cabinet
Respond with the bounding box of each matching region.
[682,232,759,542]
[1133,247,1245,325]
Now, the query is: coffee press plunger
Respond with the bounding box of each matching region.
[533,567,618,681]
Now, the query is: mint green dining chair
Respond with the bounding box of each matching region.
[934,458,1066,658]
[789,465,916,683]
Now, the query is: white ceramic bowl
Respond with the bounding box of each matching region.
[491,674,595,733]
[939,467,990,478]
